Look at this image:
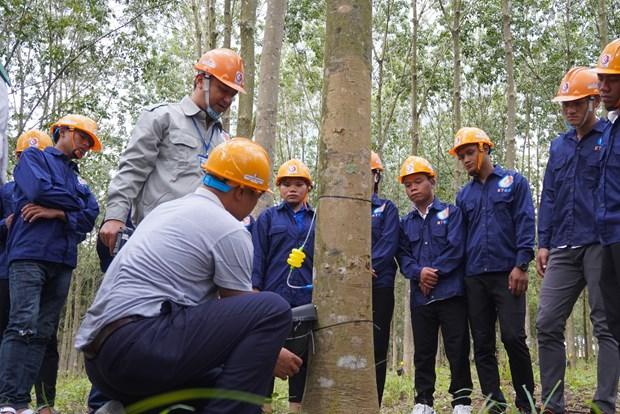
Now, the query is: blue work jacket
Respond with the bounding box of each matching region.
[371,193,400,289]
[251,202,315,307]
[397,198,466,307]
[597,118,620,246]
[0,181,15,278]
[538,120,607,249]
[456,165,535,277]
[7,147,99,269]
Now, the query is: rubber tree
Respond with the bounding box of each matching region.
[302,1,379,412]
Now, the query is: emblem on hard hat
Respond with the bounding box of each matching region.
[288,165,298,173]
[561,81,570,93]
[406,164,414,174]
[205,59,216,68]
[601,54,611,67]
[244,174,264,185]
[235,71,244,85]
[29,138,38,147]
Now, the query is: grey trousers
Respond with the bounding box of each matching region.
[536,245,620,414]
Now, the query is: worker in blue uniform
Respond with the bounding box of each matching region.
[397,156,472,414]
[594,39,620,350]
[450,127,536,414]
[536,67,618,414]
[0,115,101,414]
[369,151,399,405]
[251,159,314,414]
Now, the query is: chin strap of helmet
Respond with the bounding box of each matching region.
[201,74,222,121]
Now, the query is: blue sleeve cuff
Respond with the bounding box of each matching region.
[515,250,534,267]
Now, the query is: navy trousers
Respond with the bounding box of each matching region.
[85,292,291,414]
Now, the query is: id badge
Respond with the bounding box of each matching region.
[197,153,209,168]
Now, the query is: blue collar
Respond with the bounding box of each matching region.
[563,118,609,142]
[278,201,313,214]
[43,147,79,172]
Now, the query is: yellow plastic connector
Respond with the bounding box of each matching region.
[287,248,306,268]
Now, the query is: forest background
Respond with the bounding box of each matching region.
[1,0,619,412]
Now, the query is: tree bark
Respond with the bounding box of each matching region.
[221,0,233,131]
[252,0,287,216]
[502,0,516,169]
[410,0,420,154]
[450,0,461,135]
[191,0,203,58]
[206,0,217,50]
[566,313,576,368]
[402,284,413,375]
[237,0,257,137]
[302,1,377,412]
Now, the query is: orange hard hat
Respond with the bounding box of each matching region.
[371,151,384,171]
[202,137,271,193]
[275,159,313,187]
[399,156,436,183]
[16,130,53,155]
[595,38,620,75]
[195,48,246,94]
[50,114,102,152]
[449,127,494,157]
[552,67,600,102]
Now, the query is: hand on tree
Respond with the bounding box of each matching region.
[21,203,65,223]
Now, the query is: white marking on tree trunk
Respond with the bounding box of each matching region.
[337,355,368,370]
[318,377,335,388]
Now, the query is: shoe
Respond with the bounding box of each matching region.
[452,405,473,414]
[411,403,436,414]
[94,401,125,414]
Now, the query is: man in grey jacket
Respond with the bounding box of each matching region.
[99,48,245,252]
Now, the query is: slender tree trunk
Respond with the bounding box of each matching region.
[402,286,413,375]
[237,0,257,137]
[597,0,608,119]
[206,0,217,50]
[451,0,461,136]
[221,0,233,131]
[302,1,377,412]
[566,313,576,368]
[410,0,420,155]
[583,291,590,362]
[391,317,398,370]
[502,0,516,169]
[374,0,393,150]
[191,0,204,58]
[252,0,287,216]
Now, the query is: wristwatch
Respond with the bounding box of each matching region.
[517,263,529,272]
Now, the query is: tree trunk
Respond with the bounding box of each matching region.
[410,0,420,155]
[221,0,233,132]
[206,0,217,50]
[191,0,204,58]
[597,0,608,119]
[252,0,287,216]
[237,0,257,137]
[391,316,398,370]
[302,1,377,412]
[583,291,590,362]
[402,285,413,375]
[451,0,461,136]
[502,0,516,169]
[566,313,576,369]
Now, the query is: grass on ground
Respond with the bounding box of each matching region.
[52,360,598,413]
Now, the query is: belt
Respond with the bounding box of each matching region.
[82,315,143,360]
